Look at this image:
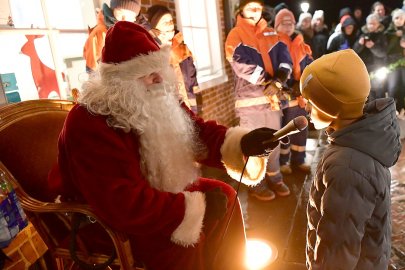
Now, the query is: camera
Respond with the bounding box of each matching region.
[363,34,371,41]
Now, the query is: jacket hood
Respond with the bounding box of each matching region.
[328,98,402,167]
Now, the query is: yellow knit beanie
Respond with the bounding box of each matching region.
[300,49,370,120]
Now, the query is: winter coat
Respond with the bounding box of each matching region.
[48,103,267,270]
[170,32,198,112]
[353,24,387,73]
[327,19,359,53]
[311,25,329,59]
[307,98,402,270]
[225,15,292,113]
[278,32,312,107]
[385,22,405,64]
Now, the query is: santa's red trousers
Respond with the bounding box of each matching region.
[67,178,246,270]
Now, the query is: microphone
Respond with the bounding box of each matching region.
[262,116,308,145]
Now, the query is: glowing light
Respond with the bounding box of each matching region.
[375,67,389,81]
[300,2,310,13]
[245,238,278,269]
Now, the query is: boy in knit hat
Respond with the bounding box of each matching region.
[301,49,402,270]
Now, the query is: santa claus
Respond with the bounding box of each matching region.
[48,21,281,270]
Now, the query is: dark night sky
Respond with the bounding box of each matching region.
[265,0,403,26]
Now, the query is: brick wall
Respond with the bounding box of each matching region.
[145,0,238,127]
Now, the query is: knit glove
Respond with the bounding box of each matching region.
[241,128,280,157]
[204,188,228,221]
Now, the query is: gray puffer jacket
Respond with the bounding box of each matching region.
[306,98,402,270]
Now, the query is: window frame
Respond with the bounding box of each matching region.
[174,0,228,90]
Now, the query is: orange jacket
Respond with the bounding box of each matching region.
[83,11,107,71]
[279,32,313,81]
[170,32,198,112]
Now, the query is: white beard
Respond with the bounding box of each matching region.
[80,69,202,193]
[136,83,201,193]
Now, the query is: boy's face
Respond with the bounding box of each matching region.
[373,4,385,17]
[305,101,334,129]
[242,2,263,24]
[366,18,380,32]
[344,25,354,35]
[277,18,295,36]
[113,8,137,22]
[393,13,405,27]
[155,13,175,45]
[300,17,312,29]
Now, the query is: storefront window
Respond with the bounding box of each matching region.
[0,0,96,104]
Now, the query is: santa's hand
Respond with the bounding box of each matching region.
[204,188,227,221]
[241,128,279,156]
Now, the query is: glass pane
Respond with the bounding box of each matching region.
[55,33,88,91]
[190,28,210,71]
[45,0,96,29]
[56,33,88,59]
[9,0,45,28]
[189,1,207,27]
[178,0,191,26]
[0,34,60,101]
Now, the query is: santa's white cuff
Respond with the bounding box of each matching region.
[171,191,205,247]
[220,127,267,186]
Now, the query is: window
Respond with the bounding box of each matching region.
[175,0,227,89]
[0,0,96,103]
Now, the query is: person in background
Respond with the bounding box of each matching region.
[371,1,391,29]
[301,49,401,270]
[262,4,276,27]
[83,8,107,73]
[147,5,199,112]
[275,9,313,174]
[327,7,352,49]
[225,0,293,207]
[84,0,151,73]
[353,6,365,26]
[353,13,387,101]
[385,8,405,114]
[49,21,283,270]
[311,10,329,59]
[327,15,358,52]
[297,12,314,47]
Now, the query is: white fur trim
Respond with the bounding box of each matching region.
[220,127,267,186]
[99,45,171,80]
[171,191,205,247]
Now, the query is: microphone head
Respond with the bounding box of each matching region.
[293,116,308,131]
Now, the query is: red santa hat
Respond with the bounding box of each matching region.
[100,21,171,78]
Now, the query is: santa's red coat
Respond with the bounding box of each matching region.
[48,104,267,270]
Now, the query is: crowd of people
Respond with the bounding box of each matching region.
[46,0,403,269]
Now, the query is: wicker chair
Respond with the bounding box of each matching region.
[0,99,143,270]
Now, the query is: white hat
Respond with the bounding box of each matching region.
[312,10,324,21]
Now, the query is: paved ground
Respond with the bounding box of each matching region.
[202,130,405,270]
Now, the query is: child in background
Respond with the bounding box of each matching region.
[275,9,313,174]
